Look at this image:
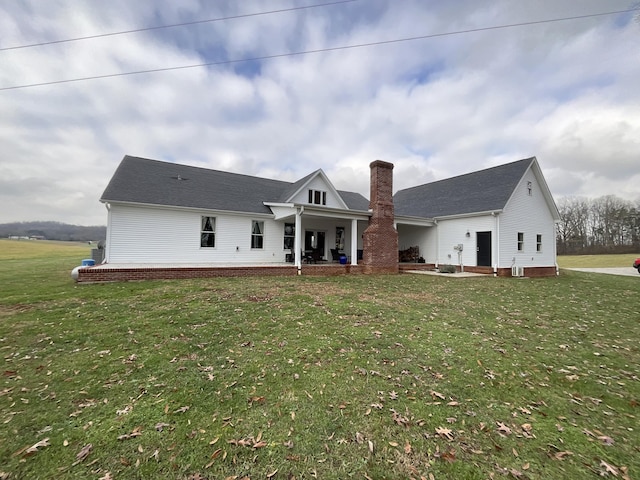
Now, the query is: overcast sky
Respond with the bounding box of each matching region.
[1,0,639,226]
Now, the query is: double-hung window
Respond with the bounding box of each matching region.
[201,216,216,248]
[536,234,542,252]
[283,223,295,250]
[251,221,264,249]
[517,232,524,252]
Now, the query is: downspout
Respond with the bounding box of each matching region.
[295,206,304,273]
[493,211,499,277]
[104,202,111,264]
[554,221,559,276]
[434,219,439,268]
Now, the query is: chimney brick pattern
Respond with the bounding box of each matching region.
[362,160,399,273]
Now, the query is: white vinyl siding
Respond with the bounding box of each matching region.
[499,169,556,267]
[290,176,344,208]
[436,216,494,266]
[106,204,283,264]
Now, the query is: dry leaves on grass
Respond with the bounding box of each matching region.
[72,443,92,465]
[13,438,50,458]
[117,426,143,440]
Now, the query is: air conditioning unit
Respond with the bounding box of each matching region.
[511,266,524,277]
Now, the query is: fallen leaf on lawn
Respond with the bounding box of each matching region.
[430,390,445,400]
[73,444,92,465]
[553,451,573,460]
[210,436,220,445]
[149,449,159,461]
[253,441,267,449]
[173,406,190,414]
[598,435,615,446]
[98,472,113,480]
[155,422,171,432]
[496,422,512,436]
[435,427,454,441]
[389,441,399,447]
[14,438,51,457]
[600,459,619,476]
[267,469,278,478]
[512,448,519,457]
[117,426,143,441]
[440,449,456,463]
[404,441,412,454]
[368,440,374,454]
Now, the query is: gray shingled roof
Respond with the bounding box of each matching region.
[100,156,369,214]
[394,158,534,218]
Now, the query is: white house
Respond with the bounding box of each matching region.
[91,155,559,281]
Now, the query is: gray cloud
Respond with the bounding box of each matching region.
[1,0,639,225]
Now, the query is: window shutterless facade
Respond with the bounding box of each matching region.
[201,216,216,248]
[251,220,264,249]
[536,234,542,252]
[517,232,524,251]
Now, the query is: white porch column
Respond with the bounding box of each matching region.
[295,207,303,270]
[350,218,358,265]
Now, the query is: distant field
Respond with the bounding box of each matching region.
[557,253,639,268]
[0,238,91,261]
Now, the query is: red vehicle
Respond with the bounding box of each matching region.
[634,258,640,273]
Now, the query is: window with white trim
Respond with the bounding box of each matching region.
[201,216,216,248]
[251,220,264,249]
[536,234,542,252]
[308,189,327,205]
[517,232,524,252]
[283,223,295,250]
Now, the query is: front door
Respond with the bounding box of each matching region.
[476,231,491,266]
[305,230,326,260]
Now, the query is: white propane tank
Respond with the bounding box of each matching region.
[71,266,82,281]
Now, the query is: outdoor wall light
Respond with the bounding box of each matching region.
[466,230,470,237]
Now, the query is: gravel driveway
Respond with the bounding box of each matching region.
[565,267,639,277]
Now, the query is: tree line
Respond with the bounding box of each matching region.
[0,221,106,242]
[556,195,640,254]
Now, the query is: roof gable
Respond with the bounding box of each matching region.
[282,169,349,209]
[394,158,535,218]
[100,156,368,214]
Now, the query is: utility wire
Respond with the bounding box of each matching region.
[0,0,357,52]
[1,7,637,92]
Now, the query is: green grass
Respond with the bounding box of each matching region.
[1,240,639,479]
[557,253,639,268]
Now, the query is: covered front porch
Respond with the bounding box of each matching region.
[269,202,370,269]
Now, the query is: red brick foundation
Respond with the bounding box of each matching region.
[398,264,557,277]
[76,264,366,283]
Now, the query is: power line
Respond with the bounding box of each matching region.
[0,0,357,52]
[1,7,637,92]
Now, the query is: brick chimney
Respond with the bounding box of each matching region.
[362,160,398,273]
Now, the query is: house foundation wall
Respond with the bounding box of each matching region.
[76,264,365,283]
[398,264,557,277]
